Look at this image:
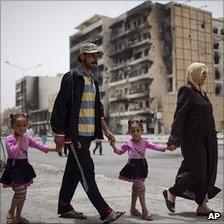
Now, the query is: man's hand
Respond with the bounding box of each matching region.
[101,117,115,144]
[104,129,115,144]
[54,135,65,156]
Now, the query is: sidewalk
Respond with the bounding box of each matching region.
[1,162,223,224]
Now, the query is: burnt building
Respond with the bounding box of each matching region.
[212,18,224,97]
[69,1,223,134]
[108,1,223,134]
[15,76,61,134]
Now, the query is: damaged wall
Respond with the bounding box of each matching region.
[147,3,172,111]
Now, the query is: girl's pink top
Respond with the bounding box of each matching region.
[113,138,166,159]
[5,134,49,159]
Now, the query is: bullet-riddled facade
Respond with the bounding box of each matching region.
[69,2,223,134]
[212,18,224,97]
[162,3,223,133]
[108,3,154,133]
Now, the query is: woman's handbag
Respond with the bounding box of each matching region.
[0,138,6,173]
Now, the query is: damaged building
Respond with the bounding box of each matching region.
[70,1,223,134]
[108,2,173,134]
[15,76,61,134]
[109,1,223,134]
[212,18,224,97]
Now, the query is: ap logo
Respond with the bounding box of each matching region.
[207,212,221,220]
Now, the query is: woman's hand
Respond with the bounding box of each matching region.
[166,145,177,151]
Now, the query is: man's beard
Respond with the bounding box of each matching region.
[84,61,97,70]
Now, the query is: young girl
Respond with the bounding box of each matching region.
[110,120,171,221]
[0,114,49,224]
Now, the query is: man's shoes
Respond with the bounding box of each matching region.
[103,211,125,224]
[59,210,87,219]
[163,190,175,213]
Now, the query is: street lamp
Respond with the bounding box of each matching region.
[5,61,42,77]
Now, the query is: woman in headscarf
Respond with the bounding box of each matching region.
[163,62,221,216]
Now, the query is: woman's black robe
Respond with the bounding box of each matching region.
[168,83,221,205]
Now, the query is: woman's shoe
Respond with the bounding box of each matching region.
[163,190,175,212]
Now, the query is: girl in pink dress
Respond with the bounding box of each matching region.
[111,120,170,221]
[0,114,49,224]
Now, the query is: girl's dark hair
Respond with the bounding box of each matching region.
[10,113,29,125]
[128,119,143,130]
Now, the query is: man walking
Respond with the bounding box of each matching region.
[51,43,125,223]
[93,139,103,155]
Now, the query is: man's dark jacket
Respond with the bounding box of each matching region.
[50,68,104,141]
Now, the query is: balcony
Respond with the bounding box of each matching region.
[16,88,21,93]
[110,38,151,57]
[110,23,150,41]
[109,94,128,102]
[110,108,150,117]
[16,96,23,100]
[110,64,128,72]
[109,91,148,102]
[109,79,127,87]
[110,56,150,72]
[109,73,149,87]
[129,73,149,82]
[128,90,149,99]
[129,56,149,66]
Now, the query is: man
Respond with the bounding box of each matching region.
[51,43,125,223]
[39,127,48,144]
[93,139,103,155]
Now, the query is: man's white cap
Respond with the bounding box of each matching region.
[80,43,103,55]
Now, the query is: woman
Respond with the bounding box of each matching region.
[163,62,221,216]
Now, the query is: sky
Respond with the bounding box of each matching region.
[1,0,223,112]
